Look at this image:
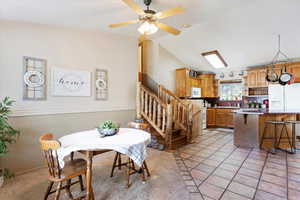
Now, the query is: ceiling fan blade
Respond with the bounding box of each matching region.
[154,6,185,19]
[109,20,139,28]
[122,0,145,15]
[155,22,181,35]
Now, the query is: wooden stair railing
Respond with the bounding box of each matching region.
[137,82,193,149]
[158,85,192,141]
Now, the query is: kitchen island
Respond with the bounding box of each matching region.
[234,109,298,149]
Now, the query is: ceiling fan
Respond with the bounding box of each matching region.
[109,0,185,36]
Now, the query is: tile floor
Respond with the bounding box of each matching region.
[174,128,300,200]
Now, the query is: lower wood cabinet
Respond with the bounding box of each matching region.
[207,108,236,128]
[207,108,216,126]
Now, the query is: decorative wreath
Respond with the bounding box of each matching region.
[95,79,107,89]
[23,71,45,88]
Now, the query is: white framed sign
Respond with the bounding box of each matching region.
[51,67,91,97]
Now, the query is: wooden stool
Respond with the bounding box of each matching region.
[128,121,150,132]
[110,152,150,188]
[260,120,285,154]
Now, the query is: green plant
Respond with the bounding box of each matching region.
[0,97,20,179]
[99,120,119,129]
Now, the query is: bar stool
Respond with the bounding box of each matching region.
[277,121,300,154]
[260,120,285,154]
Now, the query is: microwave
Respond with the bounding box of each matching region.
[191,87,201,98]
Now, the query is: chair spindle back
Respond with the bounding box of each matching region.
[39,133,62,179]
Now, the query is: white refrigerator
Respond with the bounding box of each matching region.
[269,83,300,136]
[269,83,300,111]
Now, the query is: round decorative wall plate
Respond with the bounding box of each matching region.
[96,79,107,89]
[23,71,45,88]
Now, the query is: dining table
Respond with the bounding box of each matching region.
[57,128,151,200]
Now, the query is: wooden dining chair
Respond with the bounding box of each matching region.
[39,133,86,200]
[110,122,151,187]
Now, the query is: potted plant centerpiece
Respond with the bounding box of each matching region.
[0,97,20,187]
[97,120,120,137]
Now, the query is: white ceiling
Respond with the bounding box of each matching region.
[1,0,300,72]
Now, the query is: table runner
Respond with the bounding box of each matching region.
[57,128,151,167]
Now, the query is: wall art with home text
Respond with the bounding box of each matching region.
[51,67,91,97]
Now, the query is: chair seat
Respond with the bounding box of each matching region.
[50,158,87,181]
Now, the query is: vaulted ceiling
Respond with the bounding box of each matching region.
[1,0,300,72]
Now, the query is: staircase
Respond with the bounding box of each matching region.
[136,82,193,149]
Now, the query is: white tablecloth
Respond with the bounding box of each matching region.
[57,128,151,167]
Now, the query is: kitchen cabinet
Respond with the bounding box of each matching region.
[207,108,216,126]
[288,62,300,83]
[247,69,268,88]
[199,74,218,98]
[176,68,218,98]
[207,108,236,128]
[257,69,268,87]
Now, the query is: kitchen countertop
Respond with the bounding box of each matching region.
[235,109,300,115]
[208,106,240,109]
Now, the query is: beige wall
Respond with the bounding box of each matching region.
[143,40,186,92]
[0,20,138,173]
[1,110,136,173]
[0,20,138,116]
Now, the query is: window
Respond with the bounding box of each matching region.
[220,81,242,100]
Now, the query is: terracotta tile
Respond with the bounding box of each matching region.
[258,181,287,198]
[190,193,204,200]
[261,173,287,187]
[268,158,286,165]
[213,168,236,180]
[288,166,300,175]
[184,159,200,169]
[186,185,199,193]
[228,182,256,199]
[184,179,196,186]
[238,167,261,179]
[205,175,230,189]
[288,188,300,200]
[202,159,221,167]
[219,163,240,172]
[288,161,300,169]
[195,164,215,173]
[233,173,259,188]
[265,162,287,170]
[245,158,265,166]
[191,169,209,181]
[288,172,300,182]
[242,162,264,172]
[254,190,287,200]
[202,195,216,200]
[224,159,244,166]
[198,182,225,200]
[221,191,251,200]
[209,155,227,162]
[288,179,300,191]
[263,167,287,177]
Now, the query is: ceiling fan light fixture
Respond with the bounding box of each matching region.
[138,21,158,35]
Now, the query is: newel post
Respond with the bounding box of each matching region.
[166,103,173,149]
[136,82,142,120]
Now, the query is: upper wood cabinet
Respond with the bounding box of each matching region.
[247,69,268,88]
[176,68,218,98]
[288,62,300,82]
[176,68,191,97]
[199,74,218,98]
